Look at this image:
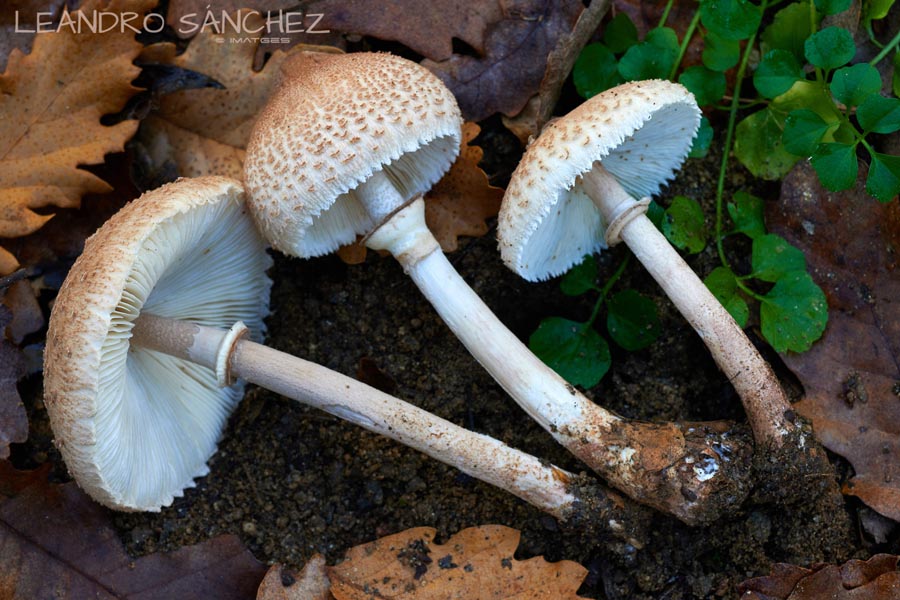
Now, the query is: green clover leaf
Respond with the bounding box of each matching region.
[783,109,832,156]
[811,142,858,191]
[857,95,900,134]
[754,49,804,98]
[530,317,611,388]
[679,66,727,106]
[866,152,900,202]
[618,27,679,80]
[662,196,708,254]
[735,108,800,179]
[702,31,740,71]
[804,27,855,70]
[830,63,881,108]
[751,234,807,282]
[814,0,852,15]
[689,116,714,158]
[574,43,622,99]
[700,0,762,41]
[606,290,661,351]
[704,266,750,326]
[560,255,599,296]
[603,12,639,53]
[761,1,812,63]
[727,191,766,239]
[760,271,828,353]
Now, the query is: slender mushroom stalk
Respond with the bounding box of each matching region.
[244,52,750,524]
[42,176,629,534]
[580,163,792,443]
[499,80,797,449]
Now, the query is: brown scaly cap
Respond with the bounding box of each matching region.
[44,176,272,511]
[498,80,701,281]
[244,52,463,258]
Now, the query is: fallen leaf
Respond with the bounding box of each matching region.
[137,12,341,181]
[257,555,333,600]
[165,0,297,37]
[0,461,268,599]
[328,525,588,599]
[2,279,43,344]
[425,122,504,252]
[0,0,68,71]
[767,161,900,522]
[738,554,900,599]
[307,0,503,62]
[504,0,612,141]
[0,312,27,458]
[0,0,150,269]
[424,0,586,120]
[0,247,18,276]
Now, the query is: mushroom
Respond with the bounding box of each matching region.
[498,80,798,449]
[243,52,749,524]
[43,176,627,532]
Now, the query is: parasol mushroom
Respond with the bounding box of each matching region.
[498,80,801,449]
[43,176,626,531]
[243,52,750,524]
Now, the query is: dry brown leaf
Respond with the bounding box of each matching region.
[3,279,43,344]
[423,0,585,120]
[0,461,268,599]
[738,554,900,599]
[425,122,503,253]
[0,0,150,266]
[0,308,27,458]
[0,247,18,276]
[767,162,900,522]
[257,555,333,600]
[138,13,341,180]
[307,0,503,62]
[0,1,68,71]
[328,525,588,599]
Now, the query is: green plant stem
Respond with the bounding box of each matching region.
[869,27,900,66]
[657,0,675,28]
[736,278,767,302]
[585,254,631,328]
[715,0,770,269]
[668,11,701,80]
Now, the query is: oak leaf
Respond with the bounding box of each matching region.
[425,122,503,253]
[0,307,27,459]
[0,0,151,268]
[423,0,585,120]
[306,0,504,62]
[738,554,900,599]
[328,525,588,599]
[767,162,900,522]
[257,555,333,600]
[138,12,341,181]
[0,461,267,599]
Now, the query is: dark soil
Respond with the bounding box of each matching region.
[13,130,892,599]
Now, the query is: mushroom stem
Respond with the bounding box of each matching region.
[130,313,597,524]
[364,198,749,524]
[580,163,795,446]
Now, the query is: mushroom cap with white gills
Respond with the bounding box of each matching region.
[244,51,462,257]
[244,57,753,524]
[499,79,700,280]
[43,177,272,511]
[499,80,801,449]
[43,178,629,532]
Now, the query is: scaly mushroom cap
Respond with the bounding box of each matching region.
[499,80,701,281]
[44,177,272,511]
[244,51,463,257]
